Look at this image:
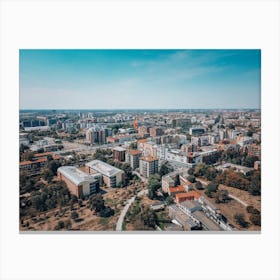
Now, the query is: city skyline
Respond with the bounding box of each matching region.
[20,49,261,110]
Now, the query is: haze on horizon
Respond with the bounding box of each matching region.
[19,49,261,110]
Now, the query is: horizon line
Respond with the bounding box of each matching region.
[20,108,260,110]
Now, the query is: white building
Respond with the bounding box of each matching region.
[57,166,101,198]
[86,160,124,187]
[139,156,159,178]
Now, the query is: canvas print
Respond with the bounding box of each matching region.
[19,50,261,232]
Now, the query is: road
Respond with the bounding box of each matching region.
[228,194,248,207]
[115,171,148,231]
[115,189,148,231]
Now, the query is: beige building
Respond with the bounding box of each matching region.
[139,156,159,178]
[85,160,124,188]
[57,166,101,198]
[125,149,142,170]
[149,127,164,137]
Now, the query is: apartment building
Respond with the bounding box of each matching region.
[85,160,124,188]
[57,166,101,198]
[113,146,126,162]
[125,149,142,170]
[139,156,159,178]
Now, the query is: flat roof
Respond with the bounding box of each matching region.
[175,191,200,200]
[113,146,126,152]
[58,166,99,186]
[192,211,222,231]
[128,149,142,155]
[140,156,158,162]
[180,200,201,210]
[169,186,186,193]
[86,160,124,177]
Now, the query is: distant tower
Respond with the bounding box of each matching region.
[134,117,138,131]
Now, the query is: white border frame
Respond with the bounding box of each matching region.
[1,1,280,280]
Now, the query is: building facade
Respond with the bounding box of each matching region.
[57,166,101,198]
[139,156,159,178]
[113,146,126,162]
[85,160,124,188]
[125,149,142,169]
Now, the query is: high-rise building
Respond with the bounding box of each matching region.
[86,160,124,188]
[126,149,142,169]
[149,127,164,137]
[139,156,159,178]
[138,126,149,138]
[189,127,205,135]
[86,126,112,144]
[113,146,126,162]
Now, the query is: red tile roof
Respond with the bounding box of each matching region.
[169,185,186,193]
[34,152,54,158]
[137,139,147,143]
[175,191,200,200]
[128,149,142,155]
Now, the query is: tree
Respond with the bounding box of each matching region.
[89,194,105,213]
[188,168,194,175]
[195,181,204,190]
[207,183,219,193]
[248,171,261,195]
[54,221,65,230]
[147,175,161,199]
[37,148,44,153]
[246,206,260,215]
[99,207,115,217]
[215,190,230,203]
[205,183,218,198]
[140,207,158,229]
[174,174,180,186]
[20,143,29,154]
[187,175,196,183]
[234,213,248,228]
[129,142,137,150]
[71,211,79,221]
[228,123,235,129]
[159,162,174,177]
[165,195,174,205]
[243,156,259,168]
[249,213,261,226]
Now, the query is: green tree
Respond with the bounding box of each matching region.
[55,221,65,230]
[20,143,29,154]
[234,213,248,228]
[89,194,105,213]
[215,189,230,203]
[159,162,174,177]
[195,181,204,190]
[249,213,261,226]
[165,196,174,205]
[147,175,161,199]
[71,211,79,221]
[129,142,137,149]
[188,168,194,175]
[187,175,196,183]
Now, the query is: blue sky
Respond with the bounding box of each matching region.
[19,49,261,109]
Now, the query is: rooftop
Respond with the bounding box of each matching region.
[169,186,186,193]
[140,156,158,162]
[58,166,99,186]
[128,149,142,155]
[192,211,222,231]
[86,160,124,177]
[113,146,126,152]
[137,139,147,143]
[175,191,201,200]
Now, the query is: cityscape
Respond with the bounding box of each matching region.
[19,50,261,232]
